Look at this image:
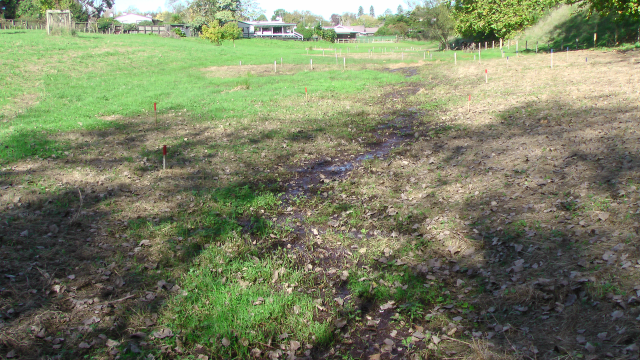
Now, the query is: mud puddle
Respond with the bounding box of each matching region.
[283,110,421,199]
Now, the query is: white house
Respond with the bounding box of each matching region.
[237,17,302,40]
[114,13,153,24]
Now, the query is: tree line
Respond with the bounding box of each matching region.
[1,0,639,46]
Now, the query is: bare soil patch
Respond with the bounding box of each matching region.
[1,93,39,121]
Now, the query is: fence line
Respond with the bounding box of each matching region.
[0,19,46,30]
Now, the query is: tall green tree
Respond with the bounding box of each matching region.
[454,0,556,39]
[341,11,356,25]
[77,0,113,18]
[271,7,285,20]
[188,0,239,22]
[237,0,264,20]
[375,13,411,35]
[369,5,374,16]
[411,0,455,48]
[397,4,404,14]
[567,0,640,18]
[0,0,18,18]
[358,5,364,17]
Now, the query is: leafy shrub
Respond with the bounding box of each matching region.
[123,23,137,32]
[200,20,224,44]
[200,21,241,45]
[173,27,186,37]
[295,26,313,41]
[190,16,209,32]
[97,18,120,31]
[221,21,242,41]
[138,20,154,26]
[320,29,337,42]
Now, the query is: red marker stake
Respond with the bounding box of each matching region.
[154,102,157,126]
[305,87,308,101]
[162,145,167,170]
[485,69,488,83]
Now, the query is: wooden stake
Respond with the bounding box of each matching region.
[162,145,167,170]
[310,59,313,70]
[454,52,457,65]
[274,61,276,73]
[154,102,157,126]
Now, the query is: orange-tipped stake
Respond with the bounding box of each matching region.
[162,145,167,170]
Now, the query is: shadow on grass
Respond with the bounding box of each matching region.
[5,71,640,358]
[544,10,640,50]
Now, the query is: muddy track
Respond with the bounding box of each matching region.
[283,109,421,199]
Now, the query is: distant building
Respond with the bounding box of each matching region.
[237,17,303,40]
[326,25,380,41]
[115,13,153,24]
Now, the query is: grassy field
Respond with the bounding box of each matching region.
[2,29,640,360]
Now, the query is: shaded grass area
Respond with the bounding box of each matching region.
[521,4,640,50]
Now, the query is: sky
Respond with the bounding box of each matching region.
[113,0,407,20]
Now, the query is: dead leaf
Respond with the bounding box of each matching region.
[106,339,120,347]
[612,310,624,319]
[253,297,264,306]
[380,301,396,311]
[222,337,230,347]
[432,335,441,344]
[598,212,610,221]
[290,340,300,351]
[6,350,15,358]
[152,328,174,339]
[340,271,349,281]
[79,342,91,349]
[83,316,100,325]
[585,342,596,353]
[369,354,381,360]
[335,318,347,328]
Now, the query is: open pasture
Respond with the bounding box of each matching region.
[2,30,640,360]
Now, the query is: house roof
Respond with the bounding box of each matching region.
[114,13,153,24]
[238,20,297,27]
[327,25,379,34]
